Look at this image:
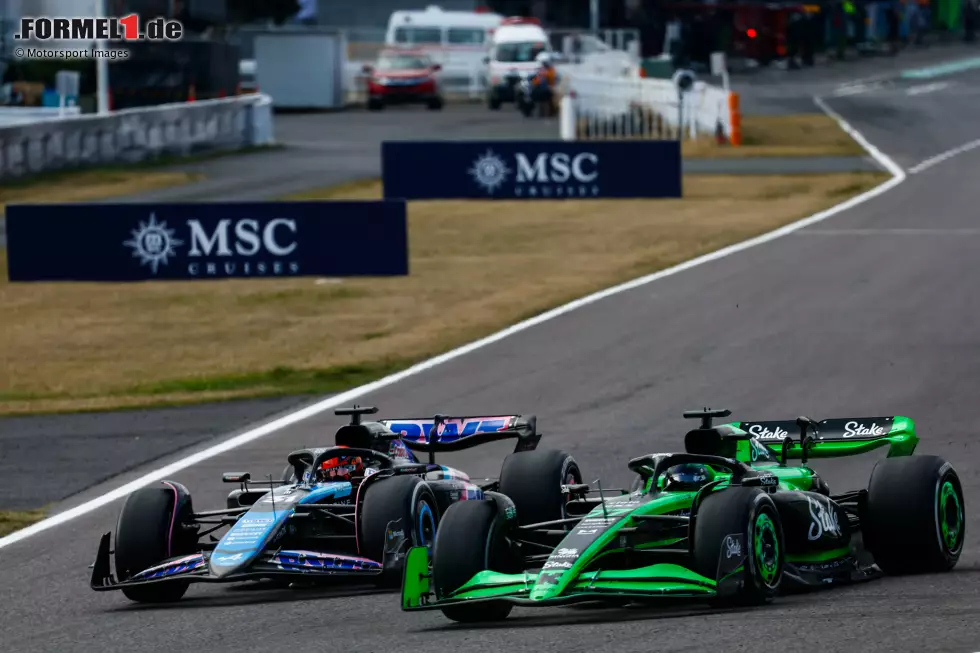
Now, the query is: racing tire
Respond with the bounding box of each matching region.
[114,481,197,603]
[427,97,444,110]
[431,500,515,622]
[863,455,965,574]
[360,474,439,587]
[367,98,384,111]
[693,487,784,606]
[499,449,581,528]
[487,92,501,110]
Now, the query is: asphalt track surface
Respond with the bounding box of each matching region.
[3,53,980,652]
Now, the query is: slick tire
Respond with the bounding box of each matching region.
[863,455,965,574]
[499,449,582,529]
[114,481,196,603]
[432,500,514,622]
[693,487,784,606]
[360,475,439,588]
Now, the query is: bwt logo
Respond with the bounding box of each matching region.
[124,214,301,277]
[468,149,600,197]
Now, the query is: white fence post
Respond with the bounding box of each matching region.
[560,94,576,141]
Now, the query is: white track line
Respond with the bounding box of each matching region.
[908,137,980,174]
[0,93,908,551]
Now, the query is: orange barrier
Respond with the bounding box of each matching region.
[728,91,741,146]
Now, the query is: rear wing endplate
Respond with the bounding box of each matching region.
[730,415,918,460]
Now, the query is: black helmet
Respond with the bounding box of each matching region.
[663,463,715,492]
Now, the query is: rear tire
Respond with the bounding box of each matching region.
[114,481,197,603]
[487,92,501,110]
[427,97,444,110]
[863,455,965,574]
[359,475,439,587]
[432,500,514,622]
[693,487,784,606]
[367,98,384,111]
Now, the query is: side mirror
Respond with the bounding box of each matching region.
[431,63,442,71]
[362,64,373,74]
[223,472,251,483]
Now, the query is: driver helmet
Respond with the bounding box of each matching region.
[318,446,364,482]
[663,463,715,492]
[535,51,553,67]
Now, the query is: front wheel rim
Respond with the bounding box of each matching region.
[753,511,781,588]
[416,499,436,549]
[938,479,964,555]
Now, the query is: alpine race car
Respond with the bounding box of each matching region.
[401,408,965,622]
[90,405,583,603]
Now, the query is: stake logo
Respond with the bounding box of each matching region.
[14,15,183,42]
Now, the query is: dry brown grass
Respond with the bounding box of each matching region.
[0,172,887,415]
[684,114,866,158]
[577,111,864,158]
[0,509,46,537]
[0,169,199,213]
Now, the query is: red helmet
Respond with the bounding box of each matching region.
[319,446,364,482]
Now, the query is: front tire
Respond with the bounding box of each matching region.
[114,481,197,603]
[693,487,785,606]
[359,474,439,587]
[432,500,515,622]
[427,96,444,110]
[864,455,965,574]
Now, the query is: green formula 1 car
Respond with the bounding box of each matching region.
[400,408,965,622]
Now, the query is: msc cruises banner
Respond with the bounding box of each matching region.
[381,140,682,200]
[5,201,408,282]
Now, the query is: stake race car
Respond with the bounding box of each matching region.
[401,408,965,622]
[90,406,584,603]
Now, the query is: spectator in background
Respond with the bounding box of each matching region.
[664,13,685,67]
[887,0,901,53]
[965,0,978,41]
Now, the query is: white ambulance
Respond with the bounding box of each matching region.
[483,17,554,109]
[384,5,504,72]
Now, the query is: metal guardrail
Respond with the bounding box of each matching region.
[0,93,275,180]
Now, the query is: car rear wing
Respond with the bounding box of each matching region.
[729,415,918,460]
[379,414,540,463]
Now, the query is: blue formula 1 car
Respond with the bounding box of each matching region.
[89,405,584,603]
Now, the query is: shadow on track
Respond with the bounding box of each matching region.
[102,579,396,613]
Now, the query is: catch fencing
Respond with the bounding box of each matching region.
[0,93,274,181]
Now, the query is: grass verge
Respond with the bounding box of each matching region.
[683,114,867,158]
[0,171,887,415]
[0,509,46,537]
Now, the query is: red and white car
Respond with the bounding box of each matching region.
[362,50,444,111]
